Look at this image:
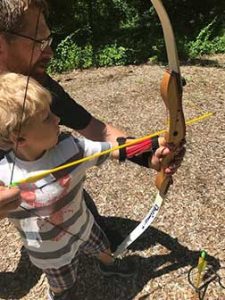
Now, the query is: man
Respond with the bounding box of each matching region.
[0,0,184,242]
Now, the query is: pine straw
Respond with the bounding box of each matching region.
[0,54,224,300]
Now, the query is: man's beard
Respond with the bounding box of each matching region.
[30,58,50,82]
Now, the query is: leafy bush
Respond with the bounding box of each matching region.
[47,1,225,73]
[48,34,93,73]
[187,19,225,58]
[97,44,127,66]
[48,37,128,73]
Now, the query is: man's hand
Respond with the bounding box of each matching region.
[150,137,186,174]
[0,182,20,219]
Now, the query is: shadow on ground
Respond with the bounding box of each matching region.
[0,216,220,299]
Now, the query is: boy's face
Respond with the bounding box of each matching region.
[1,5,53,80]
[21,107,60,153]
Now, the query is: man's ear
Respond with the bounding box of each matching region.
[0,33,7,52]
[0,34,4,55]
[0,33,9,69]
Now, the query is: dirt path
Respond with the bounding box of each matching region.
[0,55,224,300]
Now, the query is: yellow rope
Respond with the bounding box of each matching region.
[12,111,213,185]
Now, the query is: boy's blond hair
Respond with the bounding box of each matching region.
[0,72,52,150]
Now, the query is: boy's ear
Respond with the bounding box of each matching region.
[10,133,26,147]
[17,137,26,144]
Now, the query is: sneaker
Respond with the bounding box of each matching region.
[103,227,124,252]
[48,289,73,300]
[98,258,137,277]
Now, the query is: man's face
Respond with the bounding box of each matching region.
[2,5,53,80]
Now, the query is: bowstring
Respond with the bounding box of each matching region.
[9,8,42,185]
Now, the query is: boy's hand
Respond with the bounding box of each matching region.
[0,182,20,219]
[150,137,186,174]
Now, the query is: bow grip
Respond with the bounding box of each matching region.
[155,147,174,197]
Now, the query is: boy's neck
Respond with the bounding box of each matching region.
[12,146,46,161]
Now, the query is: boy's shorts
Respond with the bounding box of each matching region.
[43,221,110,291]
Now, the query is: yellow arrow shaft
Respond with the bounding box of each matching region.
[12,112,213,186]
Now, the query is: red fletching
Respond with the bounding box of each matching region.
[126,139,152,158]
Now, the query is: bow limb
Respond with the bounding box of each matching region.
[151,0,186,197]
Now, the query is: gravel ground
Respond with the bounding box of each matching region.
[0,54,224,300]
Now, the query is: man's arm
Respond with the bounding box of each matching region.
[78,116,126,142]
[110,136,185,175]
[45,75,185,172]
[44,75,127,142]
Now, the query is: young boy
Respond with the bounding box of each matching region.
[0,72,163,300]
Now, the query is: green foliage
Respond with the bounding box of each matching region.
[48,35,80,73]
[187,19,225,58]
[98,44,127,67]
[47,0,225,73]
[48,36,127,73]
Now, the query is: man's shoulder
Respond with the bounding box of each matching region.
[42,74,64,93]
[40,74,92,131]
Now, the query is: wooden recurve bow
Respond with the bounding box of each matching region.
[114,0,186,257]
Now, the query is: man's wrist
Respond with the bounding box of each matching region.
[151,136,160,153]
[116,136,160,167]
[116,136,134,162]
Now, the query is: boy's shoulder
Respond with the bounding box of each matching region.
[55,132,85,157]
[57,132,83,147]
[58,132,73,143]
[56,132,111,159]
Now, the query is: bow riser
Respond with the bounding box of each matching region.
[155,70,186,196]
[161,70,185,145]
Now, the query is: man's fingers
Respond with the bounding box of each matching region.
[156,146,170,159]
[0,213,7,219]
[0,189,20,219]
[164,147,186,174]
[0,187,20,209]
[0,197,21,213]
[151,140,186,173]
[150,146,170,171]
